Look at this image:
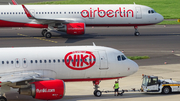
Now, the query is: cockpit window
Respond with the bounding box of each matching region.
[148,10,156,14]
[121,55,126,60]
[117,55,121,61]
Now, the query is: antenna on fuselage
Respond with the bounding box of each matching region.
[92,42,96,46]
[133,2,136,5]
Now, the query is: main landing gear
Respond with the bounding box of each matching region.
[41,29,52,38]
[134,26,140,36]
[0,96,7,101]
[93,80,102,97]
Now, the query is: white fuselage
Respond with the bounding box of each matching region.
[0,46,138,82]
[0,4,163,27]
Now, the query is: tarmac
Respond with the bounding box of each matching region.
[0,25,179,101]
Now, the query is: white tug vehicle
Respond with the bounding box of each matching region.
[141,74,180,94]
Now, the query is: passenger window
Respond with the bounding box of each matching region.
[148,10,151,14]
[56,12,58,14]
[45,12,46,14]
[94,59,96,61]
[122,55,126,60]
[60,12,61,14]
[67,59,69,62]
[117,55,121,61]
[64,12,66,14]
[16,60,19,64]
[35,60,38,63]
[31,60,33,63]
[44,60,47,63]
[49,60,51,63]
[53,59,56,63]
[11,61,13,64]
[62,59,64,62]
[7,61,9,64]
[36,12,38,14]
[42,12,44,14]
[58,59,60,63]
[40,60,42,63]
[24,60,26,63]
[2,61,4,64]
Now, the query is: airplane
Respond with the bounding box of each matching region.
[0,44,139,101]
[0,0,164,38]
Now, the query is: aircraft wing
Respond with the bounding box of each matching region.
[22,5,85,24]
[0,71,52,85]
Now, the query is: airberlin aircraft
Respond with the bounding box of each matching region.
[0,45,139,100]
[0,0,164,38]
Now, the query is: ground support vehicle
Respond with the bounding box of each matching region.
[141,74,180,94]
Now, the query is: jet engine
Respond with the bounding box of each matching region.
[57,23,85,35]
[19,80,65,100]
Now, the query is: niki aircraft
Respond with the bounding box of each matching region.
[0,45,139,101]
[0,0,164,38]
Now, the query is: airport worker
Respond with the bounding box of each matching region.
[113,79,119,96]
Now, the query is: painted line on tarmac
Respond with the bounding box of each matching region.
[17,33,58,43]
[175,54,180,56]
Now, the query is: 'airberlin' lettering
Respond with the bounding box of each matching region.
[64,51,96,70]
[81,7,134,18]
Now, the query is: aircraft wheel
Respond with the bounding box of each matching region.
[162,87,171,94]
[45,32,52,38]
[94,90,102,97]
[134,32,140,36]
[0,96,7,101]
[41,29,47,36]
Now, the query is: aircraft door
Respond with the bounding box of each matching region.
[136,7,142,19]
[98,50,108,70]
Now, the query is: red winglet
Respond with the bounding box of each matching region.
[11,0,18,5]
[22,5,34,19]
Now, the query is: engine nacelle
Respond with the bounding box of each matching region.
[57,23,85,35]
[19,80,65,100]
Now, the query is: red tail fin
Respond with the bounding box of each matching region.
[11,0,18,5]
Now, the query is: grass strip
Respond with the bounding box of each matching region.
[127,56,150,60]
[30,0,180,19]
[157,20,180,25]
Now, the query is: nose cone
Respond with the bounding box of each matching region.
[157,13,164,23]
[129,59,139,74]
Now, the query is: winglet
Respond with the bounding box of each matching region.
[22,5,35,19]
[92,42,96,46]
[12,0,18,5]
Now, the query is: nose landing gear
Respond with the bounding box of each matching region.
[93,80,102,97]
[134,26,140,36]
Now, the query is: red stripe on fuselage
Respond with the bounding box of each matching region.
[63,77,125,82]
[86,24,155,27]
[0,20,48,28]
